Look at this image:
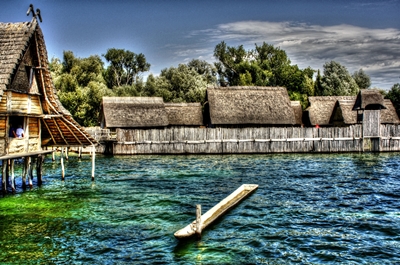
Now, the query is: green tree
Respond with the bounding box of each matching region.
[352,69,371,89]
[187,59,217,84]
[103,48,150,88]
[320,61,359,96]
[385,83,400,116]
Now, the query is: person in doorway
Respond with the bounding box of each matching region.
[9,124,17,137]
[15,125,24,138]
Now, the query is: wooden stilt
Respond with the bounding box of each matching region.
[61,147,65,180]
[52,147,55,161]
[22,157,28,190]
[5,159,10,192]
[195,204,202,239]
[28,157,33,189]
[36,155,44,186]
[65,147,69,160]
[10,159,15,193]
[78,147,82,159]
[91,145,95,181]
[2,159,6,195]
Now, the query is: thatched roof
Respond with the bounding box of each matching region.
[0,20,96,147]
[165,103,203,126]
[291,101,303,125]
[381,99,400,124]
[330,100,358,125]
[353,89,386,110]
[101,97,168,128]
[330,98,400,125]
[306,96,356,126]
[207,86,295,125]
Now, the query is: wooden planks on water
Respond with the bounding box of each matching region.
[174,184,259,240]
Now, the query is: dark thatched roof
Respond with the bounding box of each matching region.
[102,97,168,128]
[165,102,203,126]
[353,89,386,110]
[291,101,303,125]
[306,96,356,126]
[0,20,95,147]
[207,86,296,125]
[381,99,400,124]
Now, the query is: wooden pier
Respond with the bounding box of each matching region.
[0,150,53,194]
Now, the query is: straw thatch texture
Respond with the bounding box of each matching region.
[0,22,36,98]
[306,96,356,126]
[353,89,386,110]
[102,97,168,128]
[330,100,358,126]
[291,101,303,125]
[381,99,400,124]
[207,86,295,125]
[0,20,96,147]
[165,102,203,126]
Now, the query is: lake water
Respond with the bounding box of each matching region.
[0,153,399,264]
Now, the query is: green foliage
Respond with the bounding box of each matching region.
[352,69,371,89]
[213,41,315,97]
[320,61,359,96]
[103,48,150,88]
[385,83,400,116]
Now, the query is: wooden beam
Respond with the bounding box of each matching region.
[91,145,95,181]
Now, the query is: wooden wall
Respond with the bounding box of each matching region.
[113,125,372,154]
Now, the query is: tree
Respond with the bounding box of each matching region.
[103,48,150,88]
[320,61,359,96]
[187,59,217,84]
[385,83,400,116]
[352,69,371,89]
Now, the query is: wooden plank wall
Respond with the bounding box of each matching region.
[113,125,381,154]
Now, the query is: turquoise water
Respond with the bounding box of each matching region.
[0,153,400,264]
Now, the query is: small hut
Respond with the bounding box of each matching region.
[330,98,399,126]
[206,86,296,127]
[101,97,168,129]
[305,96,355,127]
[352,89,386,137]
[164,103,203,126]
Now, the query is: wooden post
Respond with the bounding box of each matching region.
[22,157,29,190]
[61,147,65,180]
[91,145,95,181]
[10,159,15,193]
[52,147,55,161]
[28,157,34,189]
[36,155,44,186]
[5,159,9,192]
[65,147,69,160]
[78,146,82,159]
[2,159,6,195]
[195,204,202,239]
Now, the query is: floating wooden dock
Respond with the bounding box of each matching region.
[174,184,258,240]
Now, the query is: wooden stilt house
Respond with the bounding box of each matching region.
[0,17,96,192]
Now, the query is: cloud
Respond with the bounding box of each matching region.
[185,21,400,89]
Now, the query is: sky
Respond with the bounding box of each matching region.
[2,0,400,90]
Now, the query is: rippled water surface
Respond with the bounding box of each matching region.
[0,153,400,264]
